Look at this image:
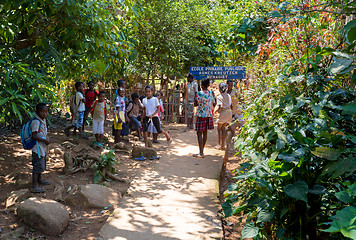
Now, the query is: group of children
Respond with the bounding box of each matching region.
[27,75,241,193]
[64,79,170,148]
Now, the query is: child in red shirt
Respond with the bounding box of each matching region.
[83,81,98,132]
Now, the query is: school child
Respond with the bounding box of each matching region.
[193,78,215,158]
[30,103,51,193]
[126,92,143,140]
[184,73,199,132]
[113,87,127,143]
[91,91,108,145]
[82,81,98,132]
[151,91,165,143]
[65,82,87,138]
[115,79,130,137]
[215,82,234,150]
[142,85,171,147]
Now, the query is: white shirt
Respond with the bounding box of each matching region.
[115,96,125,112]
[142,97,159,117]
[76,92,85,112]
[187,81,198,102]
[31,114,48,157]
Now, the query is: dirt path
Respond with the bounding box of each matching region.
[98,127,224,240]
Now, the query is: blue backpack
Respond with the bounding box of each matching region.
[21,118,42,158]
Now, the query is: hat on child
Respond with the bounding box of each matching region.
[219,82,228,93]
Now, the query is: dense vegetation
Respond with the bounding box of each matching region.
[221,1,356,239]
[0,0,355,239]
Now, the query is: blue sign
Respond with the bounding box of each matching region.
[190,66,246,80]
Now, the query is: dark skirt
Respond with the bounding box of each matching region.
[195,117,214,132]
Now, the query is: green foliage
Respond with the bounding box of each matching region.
[93,150,118,184]
[0,56,54,125]
[225,71,355,239]
[223,1,356,239]
[128,0,227,79]
[0,0,141,126]
[323,183,356,239]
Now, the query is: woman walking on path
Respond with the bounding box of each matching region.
[193,78,215,158]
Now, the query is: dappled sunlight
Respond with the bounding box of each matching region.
[99,128,223,239]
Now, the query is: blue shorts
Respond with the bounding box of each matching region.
[32,152,46,173]
[74,111,84,128]
[130,116,141,131]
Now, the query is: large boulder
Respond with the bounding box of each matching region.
[65,184,121,208]
[132,145,157,158]
[17,197,69,236]
[5,189,31,208]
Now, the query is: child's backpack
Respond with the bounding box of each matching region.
[126,99,133,116]
[20,118,41,158]
[90,100,107,116]
[69,92,80,120]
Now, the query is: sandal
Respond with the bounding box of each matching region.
[150,156,160,160]
[193,154,205,158]
[134,156,146,161]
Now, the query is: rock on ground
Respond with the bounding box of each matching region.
[65,184,121,208]
[17,197,69,236]
[132,145,157,158]
[114,142,130,151]
[5,189,30,208]
[52,181,65,202]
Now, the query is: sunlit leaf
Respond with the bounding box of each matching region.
[311,147,340,161]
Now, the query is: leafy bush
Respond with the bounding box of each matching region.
[93,150,118,184]
[222,1,356,239]
[0,56,54,126]
[223,70,355,239]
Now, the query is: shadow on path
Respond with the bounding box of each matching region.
[98,127,224,240]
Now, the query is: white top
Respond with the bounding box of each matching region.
[31,114,48,157]
[217,92,232,110]
[115,96,125,111]
[187,81,198,102]
[142,97,159,117]
[76,92,85,112]
[217,92,232,123]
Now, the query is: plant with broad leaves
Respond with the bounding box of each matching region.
[222,1,356,239]
[93,150,118,184]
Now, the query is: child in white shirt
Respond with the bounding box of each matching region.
[142,85,171,147]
